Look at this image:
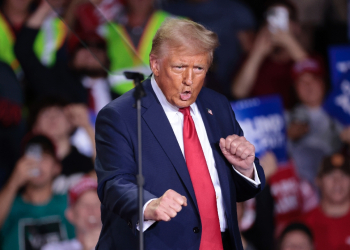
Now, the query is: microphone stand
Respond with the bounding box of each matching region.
[124,71,146,250]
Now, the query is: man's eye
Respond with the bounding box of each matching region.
[176,66,182,69]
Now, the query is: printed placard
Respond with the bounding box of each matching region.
[231,95,288,163]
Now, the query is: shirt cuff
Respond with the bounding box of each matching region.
[232,163,261,187]
[136,198,157,232]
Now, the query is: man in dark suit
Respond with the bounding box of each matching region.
[95,18,266,250]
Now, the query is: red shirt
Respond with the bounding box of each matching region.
[269,161,318,237]
[249,58,296,109]
[303,206,350,250]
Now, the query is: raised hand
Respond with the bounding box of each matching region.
[219,135,255,178]
[252,27,273,59]
[65,104,91,129]
[144,189,187,221]
[11,156,39,188]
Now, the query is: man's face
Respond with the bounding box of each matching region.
[69,190,101,232]
[295,73,325,107]
[319,170,350,205]
[33,106,72,141]
[150,47,210,108]
[280,230,313,250]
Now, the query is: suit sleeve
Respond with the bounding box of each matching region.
[225,99,266,202]
[95,106,157,233]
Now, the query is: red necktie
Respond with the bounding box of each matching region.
[179,107,223,250]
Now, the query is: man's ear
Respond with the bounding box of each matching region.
[149,54,160,77]
[65,207,75,224]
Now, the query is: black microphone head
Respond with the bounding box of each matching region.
[123,71,145,82]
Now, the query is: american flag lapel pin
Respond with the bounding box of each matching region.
[207,108,213,115]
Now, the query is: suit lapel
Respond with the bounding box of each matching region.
[141,80,198,210]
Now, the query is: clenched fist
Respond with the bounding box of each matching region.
[219,135,255,178]
[144,189,187,221]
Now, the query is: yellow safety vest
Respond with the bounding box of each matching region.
[0,13,66,74]
[0,12,20,72]
[102,10,172,95]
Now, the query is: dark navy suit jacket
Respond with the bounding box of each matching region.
[95,79,265,250]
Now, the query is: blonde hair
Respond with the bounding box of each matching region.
[150,18,219,64]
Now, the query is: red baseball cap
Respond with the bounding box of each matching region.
[69,177,98,205]
[292,58,325,80]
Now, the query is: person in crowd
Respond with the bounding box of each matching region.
[0,0,67,74]
[42,177,101,250]
[0,0,34,72]
[29,97,95,192]
[15,0,115,158]
[65,0,123,37]
[14,0,115,107]
[287,58,344,184]
[99,0,173,96]
[0,135,75,250]
[269,159,318,237]
[161,0,257,98]
[278,222,314,250]
[0,62,24,188]
[231,0,308,109]
[303,153,350,250]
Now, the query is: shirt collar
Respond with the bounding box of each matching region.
[150,75,198,116]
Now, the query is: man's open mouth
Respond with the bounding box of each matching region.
[180,91,192,101]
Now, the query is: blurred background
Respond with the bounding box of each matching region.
[0,0,350,249]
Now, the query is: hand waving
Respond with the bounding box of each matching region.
[219,135,255,178]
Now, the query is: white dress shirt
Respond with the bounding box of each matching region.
[139,76,260,232]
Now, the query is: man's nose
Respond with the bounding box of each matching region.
[183,68,193,86]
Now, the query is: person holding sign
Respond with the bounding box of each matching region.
[288,58,347,184]
[95,18,265,250]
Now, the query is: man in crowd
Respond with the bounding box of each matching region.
[278,223,314,250]
[29,97,95,192]
[95,18,265,250]
[287,58,343,184]
[0,135,75,250]
[99,0,173,96]
[303,153,350,250]
[14,0,115,107]
[42,177,101,250]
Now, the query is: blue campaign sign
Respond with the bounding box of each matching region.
[231,95,288,163]
[324,72,350,125]
[328,46,350,86]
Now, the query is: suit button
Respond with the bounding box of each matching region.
[193,227,200,233]
[127,221,132,229]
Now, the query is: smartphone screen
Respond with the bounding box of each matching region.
[266,6,289,33]
[25,144,42,177]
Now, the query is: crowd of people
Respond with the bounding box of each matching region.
[0,0,349,249]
